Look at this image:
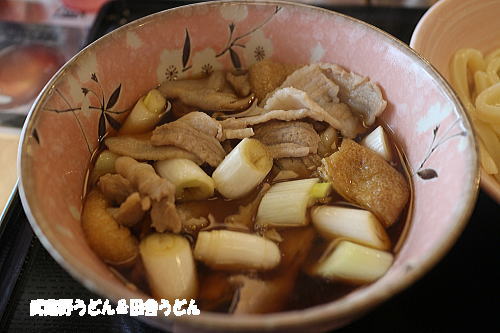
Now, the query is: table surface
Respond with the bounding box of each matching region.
[0,130,19,213]
[0,1,499,332]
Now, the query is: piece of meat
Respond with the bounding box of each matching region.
[229,275,290,314]
[114,157,181,233]
[105,134,202,164]
[320,63,387,126]
[164,87,254,112]
[302,153,322,170]
[277,63,340,105]
[158,70,226,96]
[267,64,367,137]
[267,143,310,158]
[97,173,134,205]
[229,228,315,314]
[217,100,267,119]
[275,157,313,178]
[220,108,315,129]
[177,89,254,112]
[220,88,360,138]
[248,59,301,102]
[171,99,197,119]
[177,111,252,142]
[226,72,251,97]
[224,183,271,230]
[159,71,254,112]
[317,126,339,157]
[265,87,362,138]
[253,120,320,155]
[115,156,175,202]
[150,197,182,233]
[108,192,150,227]
[221,128,254,140]
[151,118,226,167]
[177,111,222,139]
[321,139,409,227]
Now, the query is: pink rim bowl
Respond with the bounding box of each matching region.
[19,1,479,332]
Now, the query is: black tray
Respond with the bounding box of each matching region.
[1,1,499,332]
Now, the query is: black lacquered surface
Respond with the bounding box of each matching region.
[1,1,499,332]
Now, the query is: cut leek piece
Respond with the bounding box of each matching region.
[311,206,390,250]
[361,125,392,161]
[212,138,273,199]
[155,158,214,200]
[311,240,393,284]
[143,88,167,112]
[90,150,119,184]
[120,89,167,135]
[194,230,280,271]
[310,183,331,199]
[140,233,198,301]
[255,178,319,228]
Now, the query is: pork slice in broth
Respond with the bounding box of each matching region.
[275,63,340,105]
[253,120,320,157]
[320,63,387,126]
[152,119,226,167]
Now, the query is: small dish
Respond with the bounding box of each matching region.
[410,0,500,203]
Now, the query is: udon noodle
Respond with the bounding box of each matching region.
[450,48,500,181]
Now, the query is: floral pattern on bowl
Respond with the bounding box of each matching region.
[19,1,479,332]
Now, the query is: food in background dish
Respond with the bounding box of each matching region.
[450,48,500,183]
[0,44,63,110]
[81,60,411,314]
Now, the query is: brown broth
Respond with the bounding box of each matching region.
[84,101,413,315]
[195,124,412,312]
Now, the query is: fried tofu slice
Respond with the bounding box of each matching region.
[322,139,409,227]
[82,189,138,265]
[248,59,300,102]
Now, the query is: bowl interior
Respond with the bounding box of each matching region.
[19,1,478,331]
[410,0,500,202]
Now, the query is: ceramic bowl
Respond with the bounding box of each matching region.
[410,0,500,203]
[18,1,479,332]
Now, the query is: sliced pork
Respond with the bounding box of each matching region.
[220,87,361,138]
[114,156,181,233]
[108,192,150,227]
[151,114,226,167]
[105,135,202,164]
[320,63,387,126]
[254,121,319,152]
[277,64,340,105]
[226,72,251,97]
